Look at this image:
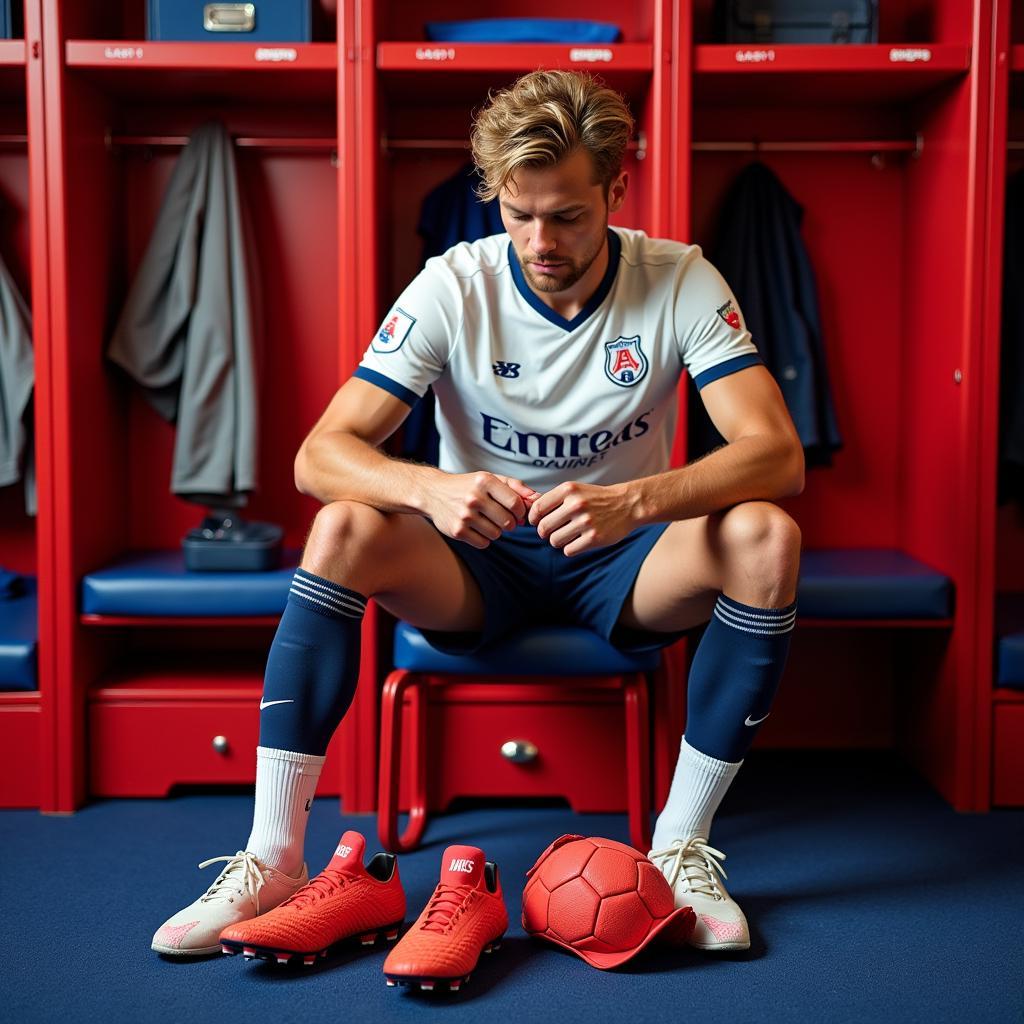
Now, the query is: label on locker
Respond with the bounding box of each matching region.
[888,48,932,63]
[255,48,298,62]
[570,48,613,63]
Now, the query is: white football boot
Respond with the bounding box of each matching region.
[152,851,308,956]
[647,838,750,951]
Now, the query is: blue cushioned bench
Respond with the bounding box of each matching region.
[80,551,299,617]
[796,549,953,620]
[79,547,954,623]
[995,594,1024,689]
[0,577,38,691]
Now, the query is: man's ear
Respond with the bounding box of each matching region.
[608,170,629,214]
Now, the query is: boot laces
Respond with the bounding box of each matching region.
[421,884,473,934]
[197,851,268,913]
[649,838,729,900]
[281,868,356,909]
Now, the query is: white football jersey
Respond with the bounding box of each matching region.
[355,227,761,491]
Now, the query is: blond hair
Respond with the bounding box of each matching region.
[470,70,634,202]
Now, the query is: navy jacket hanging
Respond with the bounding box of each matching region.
[108,121,259,507]
[689,161,843,467]
[401,164,503,465]
[999,169,1024,505]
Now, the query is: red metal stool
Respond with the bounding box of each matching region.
[377,623,675,854]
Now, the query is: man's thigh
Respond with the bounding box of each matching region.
[304,502,486,634]
[616,515,721,634]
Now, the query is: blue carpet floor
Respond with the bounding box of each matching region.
[2,751,1022,1024]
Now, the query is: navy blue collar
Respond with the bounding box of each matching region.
[507,228,621,332]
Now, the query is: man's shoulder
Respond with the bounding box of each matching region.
[615,227,702,269]
[427,233,512,281]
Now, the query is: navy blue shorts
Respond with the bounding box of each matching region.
[420,522,686,656]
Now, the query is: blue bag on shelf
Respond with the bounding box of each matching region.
[147,1,312,43]
[424,19,622,44]
[0,2,11,39]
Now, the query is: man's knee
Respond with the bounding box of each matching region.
[303,501,395,580]
[714,501,801,574]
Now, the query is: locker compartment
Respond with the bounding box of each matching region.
[684,0,983,808]
[42,0,343,807]
[0,25,42,808]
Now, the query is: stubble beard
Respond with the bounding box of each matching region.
[516,227,607,294]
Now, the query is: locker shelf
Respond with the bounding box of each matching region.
[376,41,652,72]
[64,40,337,101]
[695,43,970,103]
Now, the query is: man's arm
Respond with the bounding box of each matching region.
[295,377,538,548]
[627,364,805,525]
[529,365,804,555]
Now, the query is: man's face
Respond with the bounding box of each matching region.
[500,148,627,295]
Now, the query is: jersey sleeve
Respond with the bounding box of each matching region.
[353,258,461,406]
[675,251,762,390]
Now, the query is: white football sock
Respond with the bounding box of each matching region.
[650,735,743,849]
[245,746,325,876]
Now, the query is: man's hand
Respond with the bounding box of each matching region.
[528,481,637,556]
[423,471,539,549]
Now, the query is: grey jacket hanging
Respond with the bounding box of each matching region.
[689,161,843,467]
[108,121,259,505]
[0,253,34,513]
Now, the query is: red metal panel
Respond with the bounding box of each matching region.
[0,702,41,807]
[992,703,1024,804]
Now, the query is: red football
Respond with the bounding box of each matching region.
[522,834,694,969]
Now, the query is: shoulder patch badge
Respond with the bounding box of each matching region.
[373,306,416,354]
[716,300,741,330]
[604,336,649,387]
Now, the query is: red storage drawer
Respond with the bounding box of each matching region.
[0,696,41,807]
[993,703,1024,806]
[400,680,631,813]
[90,680,343,797]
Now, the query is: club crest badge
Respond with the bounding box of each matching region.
[604,336,648,387]
[716,300,741,330]
[373,306,416,354]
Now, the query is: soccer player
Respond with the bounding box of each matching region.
[153,70,803,957]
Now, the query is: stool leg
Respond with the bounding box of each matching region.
[377,670,429,853]
[624,673,652,853]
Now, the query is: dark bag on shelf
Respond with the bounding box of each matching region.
[0,2,10,39]
[182,512,283,571]
[716,0,878,44]
[146,1,312,43]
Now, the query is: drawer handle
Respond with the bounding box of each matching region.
[212,735,230,755]
[204,3,256,32]
[501,739,538,764]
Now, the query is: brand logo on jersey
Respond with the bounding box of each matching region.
[449,858,476,873]
[493,361,521,379]
[336,844,353,858]
[604,336,648,387]
[480,409,653,471]
[717,301,741,330]
[373,306,416,354]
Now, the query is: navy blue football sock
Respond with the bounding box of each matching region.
[258,568,367,756]
[684,594,797,763]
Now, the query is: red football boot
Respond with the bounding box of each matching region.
[219,831,405,965]
[383,845,509,993]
